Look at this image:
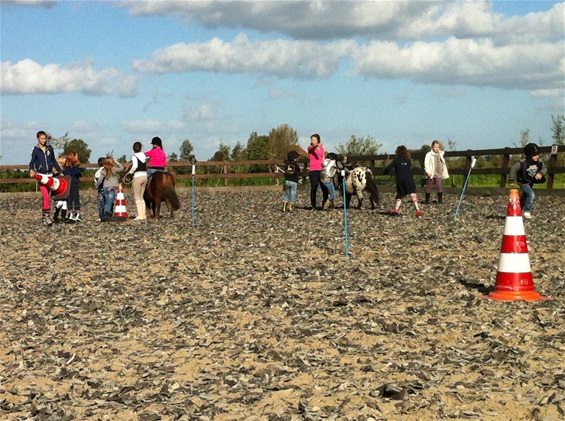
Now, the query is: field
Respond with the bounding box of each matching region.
[0,188,564,420]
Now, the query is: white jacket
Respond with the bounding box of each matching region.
[424,150,449,179]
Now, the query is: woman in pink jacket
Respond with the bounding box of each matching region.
[308,133,328,210]
[145,136,167,178]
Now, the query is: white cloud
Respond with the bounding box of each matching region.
[122,119,186,134]
[183,103,216,122]
[2,0,57,8]
[121,0,564,43]
[0,59,139,97]
[133,34,354,78]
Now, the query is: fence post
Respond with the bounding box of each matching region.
[547,145,558,189]
[223,161,228,187]
[500,149,510,188]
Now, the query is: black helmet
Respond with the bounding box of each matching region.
[151,136,162,147]
[327,152,338,160]
[524,143,539,157]
[287,150,299,161]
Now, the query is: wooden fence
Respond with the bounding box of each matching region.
[1,146,563,190]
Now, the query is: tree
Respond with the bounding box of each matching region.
[63,139,92,164]
[168,152,178,162]
[209,141,231,161]
[231,141,245,160]
[180,139,195,161]
[245,132,270,172]
[447,137,457,151]
[550,114,565,146]
[514,129,531,148]
[49,132,70,154]
[268,124,299,160]
[336,135,382,157]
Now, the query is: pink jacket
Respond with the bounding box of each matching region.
[308,145,325,171]
[145,147,167,168]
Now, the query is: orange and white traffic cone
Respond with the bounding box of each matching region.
[485,189,549,301]
[34,173,69,198]
[113,183,129,220]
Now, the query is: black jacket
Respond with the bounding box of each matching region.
[29,144,62,174]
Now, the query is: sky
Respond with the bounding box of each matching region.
[1,0,564,165]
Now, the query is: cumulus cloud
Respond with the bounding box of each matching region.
[0,59,139,97]
[123,119,185,134]
[133,34,354,78]
[2,0,57,8]
[121,0,564,43]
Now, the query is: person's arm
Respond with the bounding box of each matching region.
[538,162,548,177]
[51,148,63,173]
[115,161,124,172]
[508,161,521,185]
[424,153,433,178]
[383,159,395,175]
[29,149,36,176]
[128,155,138,174]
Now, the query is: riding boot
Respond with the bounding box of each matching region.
[61,209,67,222]
[438,192,443,204]
[134,200,146,220]
[423,193,430,204]
[42,209,53,226]
[53,208,61,223]
[282,201,288,212]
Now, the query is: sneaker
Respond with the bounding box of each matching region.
[391,209,399,216]
[523,212,532,219]
[416,210,423,218]
[42,217,53,226]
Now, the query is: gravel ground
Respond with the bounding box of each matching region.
[0,188,564,421]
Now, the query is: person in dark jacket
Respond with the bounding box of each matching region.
[29,130,63,225]
[282,150,302,212]
[62,150,83,222]
[509,143,547,219]
[384,145,423,217]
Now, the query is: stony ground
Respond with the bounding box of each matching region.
[0,188,564,421]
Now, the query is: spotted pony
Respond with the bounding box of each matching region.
[338,166,381,209]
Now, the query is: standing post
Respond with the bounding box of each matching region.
[455,156,477,218]
[191,157,196,228]
[341,169,350,257]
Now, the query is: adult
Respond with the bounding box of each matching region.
[145,136,167,178]
[423,140,449,204]
[307,133,328,209]
[125,142,148,221]
[29,130,63,225]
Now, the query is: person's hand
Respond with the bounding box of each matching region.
[535,173,543,180]
[29,170,36,177]
[427,173,433,178]
[508,182,515,186]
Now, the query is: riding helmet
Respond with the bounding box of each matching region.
[524,143,539,158]
[151,136,163,147]
[287,150,299,161]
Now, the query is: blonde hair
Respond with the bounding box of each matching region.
[64,151,80,168]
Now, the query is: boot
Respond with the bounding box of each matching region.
[74,211,82,222]
[42,210,53,226]
[288,202,295,212]
[133,201,146,220]
[53,208,61,223]
[423,193,430,204]
[282,201,288,212]
[327,199,335,210]
[61,209,67,222]
[438,192,443,204]
[66,211,76,223]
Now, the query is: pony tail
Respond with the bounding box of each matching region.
[365,171,380,206]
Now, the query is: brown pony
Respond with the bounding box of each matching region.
[144,172,180,218]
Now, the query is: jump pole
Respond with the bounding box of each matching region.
[341,169,350,257]
[455,156,477,218]
[191,157,196,228]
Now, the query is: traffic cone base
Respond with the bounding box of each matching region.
[484,189,549,302]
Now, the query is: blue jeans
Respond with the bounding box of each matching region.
[97,190,105,219]
[520,184,535,213]
[322,179,336,200]
[103,186,116,216]
[284,180,298,203]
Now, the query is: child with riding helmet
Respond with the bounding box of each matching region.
[509,143,547,219]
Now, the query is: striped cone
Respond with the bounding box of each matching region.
[113,183,129,220]
[34,173,69,198]
[486,189,549,301]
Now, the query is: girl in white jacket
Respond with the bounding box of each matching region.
[424,140,449,204]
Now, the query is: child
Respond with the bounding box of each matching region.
[282,150,301,212]
[93,157,105,221]
[125,142,148,221]
[509,143,547,219]
[63,150,82,222]
[96,157,124,220]
[29,130,64,225]
[321,152,338,210]
[384,145,423,217]
[424,140,449,204]
[53,155,69,223]
[307,133,328,210]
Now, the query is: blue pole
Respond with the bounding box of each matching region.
[342,170,349,257]
[455,156,476,218]
[191,163,196,228]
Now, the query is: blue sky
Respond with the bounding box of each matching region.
[1,0,564,165]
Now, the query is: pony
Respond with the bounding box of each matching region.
[144,172,180,218]
[337,166,381,209]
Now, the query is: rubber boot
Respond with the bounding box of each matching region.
[282,201,288,212]
[288,202,295,212]
[424,193,430,204]
[327,199,335,210]
[438,192,443,204]
[42,210,53,226]
[61,209,67,222]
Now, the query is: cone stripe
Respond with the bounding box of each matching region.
[505,200,522,217]
[500,235,528,253]
[113,183,129,218]
[494,272,534,292]
[503,217,525,236]
[497,252,531,273]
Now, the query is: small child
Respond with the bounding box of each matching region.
[63,150,83,222]
[93,157,106,221]
[53,155,69,223]
[384,145,423,217]
[282,150,301,212]
[509,143,547,219]
[321,152,338,210]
